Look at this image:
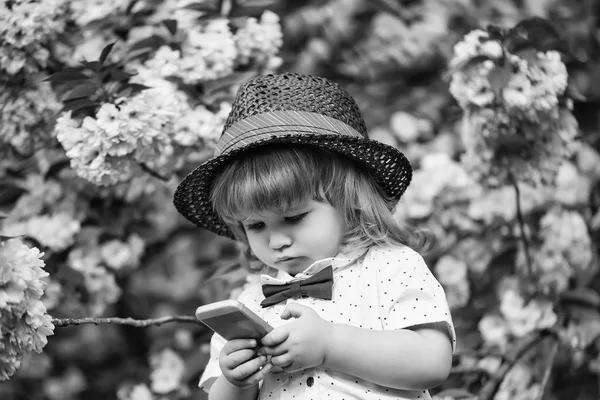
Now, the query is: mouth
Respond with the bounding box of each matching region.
[275,257,296,263]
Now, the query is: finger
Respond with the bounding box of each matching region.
[280,303,308,320]
[241,362,273,386]
[258,344,287,357]
[229,355,269,381]
[261,327,290,347]
[221,348,257,370]
[270,353,293,368]
[223,339,257,356]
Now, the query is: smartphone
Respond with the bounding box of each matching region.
[195,299,273,341]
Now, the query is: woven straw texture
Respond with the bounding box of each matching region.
[173,73,412,239]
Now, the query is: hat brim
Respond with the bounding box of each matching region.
[173,134,412,240]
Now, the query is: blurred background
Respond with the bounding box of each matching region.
[1,1,600,399]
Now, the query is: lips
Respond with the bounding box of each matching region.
[275,257,296,263]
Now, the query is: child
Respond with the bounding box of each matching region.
[174,73,456,400]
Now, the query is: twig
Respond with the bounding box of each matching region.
[478,333,542,400]
[52,315,202,327]
[510,174,533,279]
[535,338,560,400]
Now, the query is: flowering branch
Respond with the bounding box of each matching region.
[52,315,203,328]
[478,332,542,400]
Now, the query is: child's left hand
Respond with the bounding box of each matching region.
[259,303,332,372]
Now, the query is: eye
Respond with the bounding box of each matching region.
[285,212,308,224]
[245,222,264,231]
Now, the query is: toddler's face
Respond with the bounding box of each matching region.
[241,199,345,274]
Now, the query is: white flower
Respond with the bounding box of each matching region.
[0,0,69,74]
[3,213,81,252]
[180,18,238,82]
[70,0,130,26]
[503,72,532,109]
[68,247,122,316]
[553,162,591,206]
[450,30,490,66]
[499,288,557,337]
[235,11,283,65]
[435,256,470,309]
[149,348,185,394]
[478,314,510,349]
[449,69,495,108]
[100,234,145,271]
[395,153,480,219]
[390,111,421,142]
[0,239,54,381]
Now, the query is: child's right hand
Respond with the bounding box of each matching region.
[219,338,272,389]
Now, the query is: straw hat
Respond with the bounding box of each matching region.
[173,73,412,239]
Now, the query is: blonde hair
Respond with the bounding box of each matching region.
[210,144,435,262]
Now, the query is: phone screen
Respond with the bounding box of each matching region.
[202,311,270,340]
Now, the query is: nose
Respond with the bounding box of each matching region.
[268,230,292,250]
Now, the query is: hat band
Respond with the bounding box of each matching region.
[216,111,364,155]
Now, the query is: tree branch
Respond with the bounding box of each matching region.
[478,333,542,400]
[535,338,560,400]
[510,174,533,279]
[52,315,203,328]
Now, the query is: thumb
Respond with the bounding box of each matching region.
[281,303,308,320]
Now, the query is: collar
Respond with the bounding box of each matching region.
[260,245,369,285]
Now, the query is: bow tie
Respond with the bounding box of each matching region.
[260,266,334,307]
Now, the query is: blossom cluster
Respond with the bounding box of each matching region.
[478,276,557,348]
[434,255,470,309]
[449,29,579,187]
[0,0,70,75]
[144,11,283,84]
[516,207,593,294]
[0,239,54,381]
[3,213,81,252]
[0,80,61,154]
[54,81,231,185]
[449,30,568,114]
[459,106,579,187]
[69,0,135,27]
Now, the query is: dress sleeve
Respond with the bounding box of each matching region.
[198,332,226,392]
[375,246,457,352]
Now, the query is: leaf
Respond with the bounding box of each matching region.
[80,60,102,73]
[110,69,137,81]
[128,35,167,55]
[0,235,23,242]
[125,83,152,95]
[44,70,90,83]
[488,63,513,96]
[513,47,539,65]
[229,0,279,17]
[182,0,222,13]
[99,41,117,65]
[561,288,600,308]
[162,19,178,35]
[62,81,98,101]
[45,158,72,179]
[505,17,562,53]
[451,54,494,73]
[61,98,100,113]
[0,181,27,207]
[202,71,256,102]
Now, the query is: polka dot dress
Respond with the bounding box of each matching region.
[199,245,456,399]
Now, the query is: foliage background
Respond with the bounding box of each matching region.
[1,0,600,400]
